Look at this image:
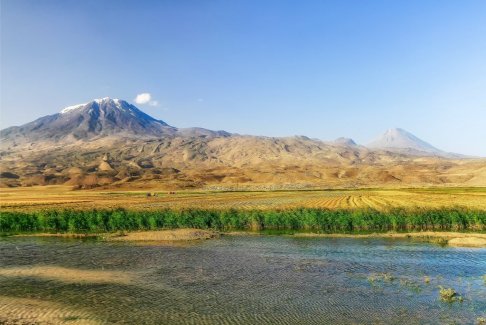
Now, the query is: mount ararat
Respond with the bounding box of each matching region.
[1,98,484,189]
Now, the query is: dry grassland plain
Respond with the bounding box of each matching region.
[1,186,486,212]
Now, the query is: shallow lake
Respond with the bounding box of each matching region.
[0,235,485,324]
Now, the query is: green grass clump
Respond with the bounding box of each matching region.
[0,207,485,234]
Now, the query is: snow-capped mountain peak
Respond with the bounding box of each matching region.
[1,97,229,143]
[367,128,448,156]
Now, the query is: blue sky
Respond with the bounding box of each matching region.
[1,0,485,155]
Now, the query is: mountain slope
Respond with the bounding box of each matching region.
[333,137,357,146]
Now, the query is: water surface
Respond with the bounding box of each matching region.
[0,235,485,324]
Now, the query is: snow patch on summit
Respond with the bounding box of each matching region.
[61,97,122,114]
[61,103,87,114]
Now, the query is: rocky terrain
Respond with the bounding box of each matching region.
[1,98,485,189]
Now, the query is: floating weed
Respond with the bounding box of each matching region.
[367,273,425,294]
[367,272,395,287]
[439,286,462,303]
[382,273,395,282]
[367,274,377,283]
[483,275,486,285]
[477,317,486,325]
[400,279,422,293]
[423,276,431,284]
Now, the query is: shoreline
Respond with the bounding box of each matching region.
[287,231,486,248]
[12,228,219,242]
[8,229,486,247]
[226,230,486,247]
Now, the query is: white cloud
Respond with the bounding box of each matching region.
[134,93,159,107]
[134,93,152,104]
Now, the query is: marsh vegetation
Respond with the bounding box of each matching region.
[1,207,485,235]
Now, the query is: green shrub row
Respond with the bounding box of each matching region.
[0,208,485,234]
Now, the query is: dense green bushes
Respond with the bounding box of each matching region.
[0,208,485,234]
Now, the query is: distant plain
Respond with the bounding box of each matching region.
[2,186,486,212]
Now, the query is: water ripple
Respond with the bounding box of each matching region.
[0,236,484,324]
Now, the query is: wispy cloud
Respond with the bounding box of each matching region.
[134,93,159,106]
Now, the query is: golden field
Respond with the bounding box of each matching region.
[1,186,486,212]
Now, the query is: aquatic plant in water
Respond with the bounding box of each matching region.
[438,286,462,303]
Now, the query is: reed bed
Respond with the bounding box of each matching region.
[1,208,485,234]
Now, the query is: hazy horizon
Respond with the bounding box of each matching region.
[1,0,485,155]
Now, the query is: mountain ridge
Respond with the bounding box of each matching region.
[1,98,458,157]
[1,98,484,189]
